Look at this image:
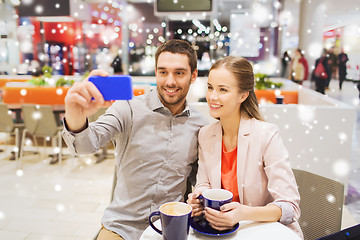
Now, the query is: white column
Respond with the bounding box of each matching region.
[298,0,327,70]
[121,0,129,75]
[0,2,20,74]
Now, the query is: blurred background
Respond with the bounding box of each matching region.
[0,0,359,81]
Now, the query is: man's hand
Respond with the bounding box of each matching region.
[64,69,111,132]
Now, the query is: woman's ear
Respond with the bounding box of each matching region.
[238,92,249,104]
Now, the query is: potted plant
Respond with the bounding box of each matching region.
[255,73,283,90]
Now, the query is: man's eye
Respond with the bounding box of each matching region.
[176,72,184,76]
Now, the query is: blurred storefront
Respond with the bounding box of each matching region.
[0,0,359,81]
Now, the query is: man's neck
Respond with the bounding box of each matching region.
[168,101,186,115]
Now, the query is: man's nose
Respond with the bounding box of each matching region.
[166,74,176,86]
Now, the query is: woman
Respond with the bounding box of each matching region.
[291,48,309,85]
[187,56,303,238]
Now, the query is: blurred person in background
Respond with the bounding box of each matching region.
[312,49,331,94]
[28,60,42,77]
[96,50,114,74]
[338,48,349,90]
[327,47,338,89]
[291,48,309,85]
[281,51,292,79]
[111,54,123,75]
[17,61,29,75]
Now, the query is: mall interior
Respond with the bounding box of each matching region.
[0,0,360,239]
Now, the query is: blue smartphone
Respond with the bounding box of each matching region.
[89,75,133,101]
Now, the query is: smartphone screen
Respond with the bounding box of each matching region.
[89,75,133,101]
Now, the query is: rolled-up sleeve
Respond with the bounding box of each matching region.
[62,120,98,155]
[269,202,294,225]
[61,101,131,155]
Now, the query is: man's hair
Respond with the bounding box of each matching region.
[155,39,197,73]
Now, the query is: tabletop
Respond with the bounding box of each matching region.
[140,219,301,240]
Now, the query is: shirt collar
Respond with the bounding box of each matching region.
[147,89,190,117]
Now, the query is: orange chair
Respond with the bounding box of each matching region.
[133,88,145,96]
[255,90,298,104]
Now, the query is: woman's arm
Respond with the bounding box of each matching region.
[193,128,212,192]
[188,127,213,216]
[262,125,301,224]
[204,202,282,231]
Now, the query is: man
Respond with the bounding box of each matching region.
[326,47,337,89]
[338,48,349,90]
[62,39,208,240]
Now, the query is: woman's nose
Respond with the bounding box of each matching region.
[209,91,218,100]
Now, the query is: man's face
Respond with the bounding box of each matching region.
[155,52,197,114]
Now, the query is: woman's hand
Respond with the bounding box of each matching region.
[204,202,249,231]
[187,191,203,217]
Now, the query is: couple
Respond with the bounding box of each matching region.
[62,39,303,240]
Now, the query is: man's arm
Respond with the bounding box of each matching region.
[64,69,111,132]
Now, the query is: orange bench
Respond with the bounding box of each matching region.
[3,86,145,105]
[255,90,298,104]
[3,86,70,105]
[0,79,29,88]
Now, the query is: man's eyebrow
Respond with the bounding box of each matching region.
[157,66,187,71]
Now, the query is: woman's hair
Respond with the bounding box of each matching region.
[155,39,197,73]
[296,48,304,57]
[210,56,264,121]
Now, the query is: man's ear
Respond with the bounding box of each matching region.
[190,69,198,84]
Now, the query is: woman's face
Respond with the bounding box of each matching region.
[206,67,248,120]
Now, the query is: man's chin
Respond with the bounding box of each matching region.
[160,94,183,106]
[163,98,182,106]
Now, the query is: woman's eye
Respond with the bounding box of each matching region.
[220,88,228,92]
[207,85,213,90]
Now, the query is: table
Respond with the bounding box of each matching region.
[140,220,301,240]
[8,104,65,124]
[6,105,65,161]
[6,104,110,163]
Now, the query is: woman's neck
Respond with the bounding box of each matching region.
[221,112,241,151]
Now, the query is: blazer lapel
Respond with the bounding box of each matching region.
[211,122,223,189]
[236,118,252,203]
